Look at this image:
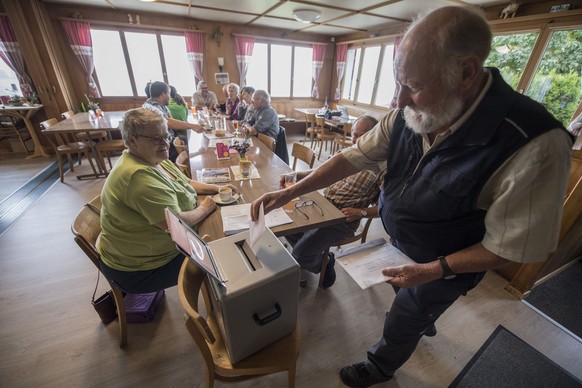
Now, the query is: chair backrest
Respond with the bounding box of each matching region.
[258,133,276,152]
[61,110,75,120]
[315,116,326,129]
[178,259,218,367]
[291,142,315,170]
[305,113,316,128]
[342,122,353,139]
[175,151,191,178]
[40,118,71,146]
[173,137,188,154]
[71,196,102,269]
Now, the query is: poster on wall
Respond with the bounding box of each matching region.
[215,73,230,84]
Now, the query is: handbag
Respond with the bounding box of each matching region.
[91,271,118,324]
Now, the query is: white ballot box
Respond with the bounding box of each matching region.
[165,208,300,363]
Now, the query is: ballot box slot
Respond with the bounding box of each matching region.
[235,239,263,272]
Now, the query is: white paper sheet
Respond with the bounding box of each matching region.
[221,203,293,235]
[249,203,266,247]
[336,239,415,289]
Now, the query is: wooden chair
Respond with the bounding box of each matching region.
[319,216,374,288]
[302,113,318,148]
[40,118,98,182]
[177,258,301,388]
[291,143,315,170]
[315,116,340,161]
[332,121,353,154]
[71,196,128,348]
[62,110,108,143]
[497,149,582,298]
[258,133,276,152]
[175,151,191,178]
[173,137,188,154]
[95,139,126,172]
[0,115,32,155]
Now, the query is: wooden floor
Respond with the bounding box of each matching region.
[0,137,581,388]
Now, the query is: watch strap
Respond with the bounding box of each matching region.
[438,256,456,279]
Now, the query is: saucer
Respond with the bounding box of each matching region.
[213,193,239,205]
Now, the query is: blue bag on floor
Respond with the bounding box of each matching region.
[125,290,165,323]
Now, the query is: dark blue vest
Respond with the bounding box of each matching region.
[379,68,566,263]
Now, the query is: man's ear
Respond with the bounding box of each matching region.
[461,55,482,87]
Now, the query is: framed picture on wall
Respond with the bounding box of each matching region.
[215,73,230,84]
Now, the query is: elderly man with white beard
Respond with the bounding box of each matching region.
[250,6,573,387]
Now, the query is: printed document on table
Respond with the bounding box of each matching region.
[336,239,415,289]
[221,203,292,235]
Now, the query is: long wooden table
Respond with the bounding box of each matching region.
[188,130,345,240]
[0,104,48,159]
[41,111,125,179]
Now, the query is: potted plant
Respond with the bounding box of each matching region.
[8,93,23,106]
[229,140,252,177]
[83,94,102,118]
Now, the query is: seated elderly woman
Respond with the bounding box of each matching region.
[98,108,236,294]
[225,83,240,120]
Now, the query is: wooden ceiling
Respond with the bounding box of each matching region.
[41,0,511,36]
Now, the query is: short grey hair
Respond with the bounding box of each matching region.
[121,108,167,147]
[197,80,208,90]
[227,83,240,95]
[253,89,271,104]
[354,115,378,131]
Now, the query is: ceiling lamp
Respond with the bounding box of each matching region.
[293,9,321,24]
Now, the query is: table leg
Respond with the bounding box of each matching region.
[22,114,51,159]
[76,130,108,180]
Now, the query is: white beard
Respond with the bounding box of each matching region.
[403,95,464,134]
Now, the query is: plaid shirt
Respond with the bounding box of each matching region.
[324,169,382,210]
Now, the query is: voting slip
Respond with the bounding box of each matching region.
[336,238,415,289]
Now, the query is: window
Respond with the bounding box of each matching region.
[341,43,397,106]
[91,29,132,96]
[375,44,396,107]
[525,28,582,126]
[356,46,381,104]
[342,48,361,100]
[125,32,164,97]
[91,28,196,98]
[0,59,22,96]
[246,43,268,91]
[485,32,539,90]
[246,42,313,98]
[270,45,292,97]
[161,34,195,97]
[292,46,313,97]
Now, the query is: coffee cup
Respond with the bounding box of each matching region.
[219,187,232,202]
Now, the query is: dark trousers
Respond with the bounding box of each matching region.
[100,253,186,294]
[367,271,485,377]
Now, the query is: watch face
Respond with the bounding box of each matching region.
[361,210,367,217]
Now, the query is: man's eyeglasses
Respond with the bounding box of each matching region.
[139,134,174,145]
[294,200,323,219]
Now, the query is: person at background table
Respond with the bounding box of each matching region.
[243,89,279,140]
[284,115,384,289]
[98,108,237,294]
[192,80,218,110]
[168,85,188,122]
[143,81,203,161]
[250,6,572,387]
[214,84,228,113]
[225,83,240,120]
[237,86,256,124]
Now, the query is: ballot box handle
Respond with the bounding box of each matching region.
[253,303,282,326]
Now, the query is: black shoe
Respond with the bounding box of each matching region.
[340,361,393,387]
[322,253,336,289]
[423,324,437,337]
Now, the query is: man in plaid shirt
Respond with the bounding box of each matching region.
[285,115,385,288]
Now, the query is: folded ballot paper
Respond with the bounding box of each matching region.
[220,203,292,236]
[335,238,415,289]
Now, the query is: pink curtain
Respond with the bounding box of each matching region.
[334,43,348,100]
[0,16,33,97]
[61,20,100,98]
[234,36,254,87]
[311,44,326,99]
[185,31,204,83]
[390,36,403,108]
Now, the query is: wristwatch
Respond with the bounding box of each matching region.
[360,209,368,218]
[438,256,456,279]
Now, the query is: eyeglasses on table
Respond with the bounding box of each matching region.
[294,200,323,219]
